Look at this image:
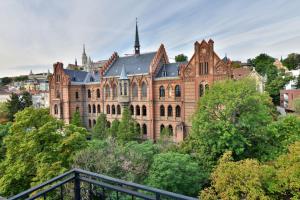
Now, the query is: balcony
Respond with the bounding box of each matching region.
[8,168,197,200]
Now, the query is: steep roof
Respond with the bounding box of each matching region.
[232,67,251,80]
[155,62,187,78]
[63,69,100,83]
[104,52,156,77]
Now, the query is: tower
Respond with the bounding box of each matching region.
[134,18,140,55]
[82,44,87,66]
[118,65,130,106]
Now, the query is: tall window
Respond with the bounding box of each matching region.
[112,105,116,114]
[117,105,121,115]
[88,104,91,113]
[93,104,96,113]
[97,89,100,98]
[168,125,173,136]
[136,123,141,135]
[97,104,101,113]
[119,83,123,95]
[142,105,147,116]
[93,119,96,126]
[159,86,165,97]
[160,105,165,116]
[167,105,173,117]
[199,84,204,97]
[76,106,79,112]
[142,124,147,136]
[141,82,147,97]
[56,90,60,98]
[160,124,165,133]
[88,119,92,128]
[105,85,110,98]
[175,85,181,97]
[130,105,134,115]
[54,104,58,114]
[75,91,79,99]
[106,105,110,114]
[132,83,138,97]
[112,84,117,98]
[199,62,209,75]
[205,84,209,91]
[136,105,140,116]
[124,83,128,95]
[87,89,91,98]
[175,105,181,117]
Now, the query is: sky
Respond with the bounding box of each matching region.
[0,0,300,77]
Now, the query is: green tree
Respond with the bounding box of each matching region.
[0,107,87,196]
[175,54,188,62]
[250,53,275,75]
[282,53,300,70]
[20,91,32,108]
[6,93,22,121]
[0,77,12,86]
[293,75,300,89]
[92,113,109,139]
[294,98,300,114]
[0,123,11,160]
[0,102,8,124]
[108,119,120,137]
[70,111,82,127]
[117,107,140,142]
[146,152,201,197]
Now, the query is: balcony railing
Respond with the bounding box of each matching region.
[8,168,198,200]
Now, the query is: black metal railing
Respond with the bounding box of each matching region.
[8,168,198,200]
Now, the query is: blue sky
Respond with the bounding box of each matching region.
[0,0,300,77]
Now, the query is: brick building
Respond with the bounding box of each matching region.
[49,22,232,142]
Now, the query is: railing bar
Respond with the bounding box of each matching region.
[89,183,92,200]
[60,185,64,200]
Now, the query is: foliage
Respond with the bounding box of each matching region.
[70,111,82,127]
[294,98,300,114]
[0,108,88,196]
[20,91,32,108]
[250,53,275,75]
[282,53,300,70]
[108,119,120,137]
[92,113,109,139]
[14,76,28,82]
[231,61,242,68]
[293,74,300,89]
[146,152,201,197]
[0,102,8,124]
[175,54,188,62]
[117,107,140,142]
[0,77,12,86]
[6,92,33,121]
[0,123,11,160]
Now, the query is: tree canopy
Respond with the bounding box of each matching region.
[175,54,188,62]
[6,92,32,121]
[282,53,300,70]
[117,107,140,142]
[70,110,83,127]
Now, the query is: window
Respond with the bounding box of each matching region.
[132,83,138,97]
[119,83,123,95]
[167,105,173,117]
[106,105,110,114]
[93,104,96,113]
[97,89,100,98]
[160,105,165,116]
[56,75,60,82]
[168,125,173,136]
[105,85,110,98]
[56,90,60,98]
[175,105,181,117]
[88,119,92,128]
[136,105,140,116]
[199,62,209,75]
[117,105,121,115]
[75,91,79,99]
[90,77,94,82]
[88,104,91,113]
[87,89,91,98]
[199,84,204,97]
[142,124,147,135]
[142,105,147,116]
[136,123,141,134]
[76,106,79,112]
[54,104,58,114]
[159,86,165,97]
[168,87,172,97]
[160,124,165,133]
[130,105,134,115]
[112,84,117,98]
[205,84,209,91]
[93,119,96,126]
[141,82,147,97]
[112,105,116,114]
[124,83,128,95]
[97,104,101,113]
[175,85,181,97]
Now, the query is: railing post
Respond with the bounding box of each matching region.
[74,171,81,200]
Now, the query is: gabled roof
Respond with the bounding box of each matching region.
[155,62,187,78]
[104,52,157,77]
[63,69,100,83]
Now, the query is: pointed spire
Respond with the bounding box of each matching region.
[134,18,140,55]
[83,44,86,55]
[75,58,77,66]
[119,65,128,80]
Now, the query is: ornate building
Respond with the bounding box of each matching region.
[49,22,232,142]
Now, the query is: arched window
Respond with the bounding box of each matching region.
[124,83,128,95]
[175,85,181,97]
[199,84,204,97]
[112,84,117,98]
[76,106,79,112]
[167,105,173,117]
[88,104,91,113]
[160,124,165,133]
[93,104,96,113]
[106,105,110,114]
[160,105,165,116]
[142,82,147,97]
[87,89,91,98]
[132,83,138,97]
[75,91,79,99]
[159,86,165,97]
[107,121,111,128]
[119,83,123,96]
[142,124,147,135]
[112,105,116,114]
[54,104,58,114]
[175,105,181,117]
[93,119,96,126]
[105,85,110,98]
[88,119,92,128]
[97,89,100,98]
[97,104,101,113]
[168,125,173,136]
[136,105,140,116]
[56,90,60,98]
[136,123,141,135]
[205,84,209,91]
[117,105,121,115]
[130,105,134,115]
[141,105,147,116]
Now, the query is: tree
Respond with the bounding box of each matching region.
[175,54,188,62]
[92,113,109,139]
[231,61,242,69]
[293,74,300,89]
[146,152,201,197]
[282,53,300,70]
[294,98,300,114]
[70,111,82,127]
[20,91,32,108]
[0,107,88,196]
[117,107,140,142]
[0,77,12,86]
[6,93,22,121]
[0,122,11,160]
[250,53,275,75]
[108,119,120,138]
[0,102,8,124]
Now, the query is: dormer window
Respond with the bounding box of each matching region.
[90,77,94,82]
[162,71,167,77]
[72,77,76,81]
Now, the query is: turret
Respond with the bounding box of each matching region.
[118,65,130,106]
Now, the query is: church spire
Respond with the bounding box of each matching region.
[82,44,87,66]
[134,18,140,55]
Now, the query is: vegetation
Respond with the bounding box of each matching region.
[6,92,32,121]
[0,103,8,124]
[0,77,12,86]
[293,74,300,89]
[175,54,188,62]
[70,110,83,127]
[282,53,300,70]
[92,113,109,139]
[294,98,300,114]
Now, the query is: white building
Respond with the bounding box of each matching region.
[285,68,300,90]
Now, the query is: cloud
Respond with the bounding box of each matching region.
[0,0,299,77]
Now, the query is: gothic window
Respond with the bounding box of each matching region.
[168,125,173,136]
[124,83,128,95]
[88,104,91,113]
[93,104,96,113]
[175,105,181,117]
[175,85,181,97]
[56,75,60,82]
[76,107,79,112]
[199,84,204,97]
[136,123,141,134]
[142,124,147,136]
[167,105,173,117]
[112,105,116,114]
[117,105,121,115]
[130,105,134,115]
[160,105,165,116]
[56,90,60,98]
[93,119,96,126]
[90,77,94,82]
[105,85,110,98]
[119,83,123,96]
[88,119,92,128]
[97,89,100,98]
[106,105,110,114]
[142,105,147,116]
[54,104,58,115]
[160,124,165,133]
[168,87,172,97]
[112,84,117,98]
[159,86,165,97]
[75,91,79,99]
[141,82,147,97]
[205,62,209,74]
[97,104,101,113]
[136,105,140,116]
[87,89,91,98]
[132,83,138,97]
